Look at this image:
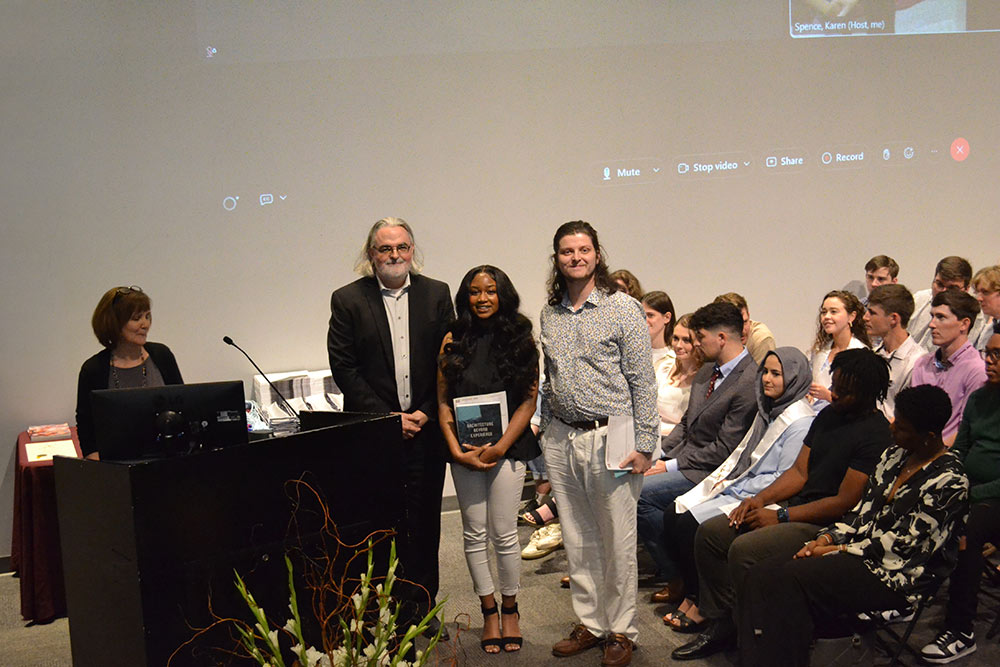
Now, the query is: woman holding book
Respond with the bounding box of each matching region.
[437,265,540,654]
[75,286,183,458]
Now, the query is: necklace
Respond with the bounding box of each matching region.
[110,350,148,389]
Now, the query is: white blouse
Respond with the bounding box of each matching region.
[809,336,867,410]
[654,350,689,437]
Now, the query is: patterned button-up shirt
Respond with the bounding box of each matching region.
[539,288,658,453]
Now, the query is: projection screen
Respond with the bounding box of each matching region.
[2,1,998,555]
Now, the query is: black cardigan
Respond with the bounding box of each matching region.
[75,342,183,455]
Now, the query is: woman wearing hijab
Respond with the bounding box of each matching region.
[657,348,815,632]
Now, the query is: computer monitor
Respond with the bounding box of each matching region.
[91,381,249,461]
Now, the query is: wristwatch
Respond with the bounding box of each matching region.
[777,507,789,523]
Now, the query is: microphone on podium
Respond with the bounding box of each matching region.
[223,335,299,418]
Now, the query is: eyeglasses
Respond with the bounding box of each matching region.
[373,243,412,256]
[112,285,143,303]
[985,348,1000,364]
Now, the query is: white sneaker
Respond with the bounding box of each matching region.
[920,629,976,664]
[521,523,562,560]
[856,607,915,624]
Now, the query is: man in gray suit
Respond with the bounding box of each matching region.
[637,302,759,604]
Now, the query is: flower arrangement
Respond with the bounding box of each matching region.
[233,540,445,667]
[171,479,452,667]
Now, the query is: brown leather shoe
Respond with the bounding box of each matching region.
[649,583,683,604]
[552,624,601,657]
[602,633,634,666]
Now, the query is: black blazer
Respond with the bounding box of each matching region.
[75,341,183,456]
[327,273,454,420]
[664,351,759,483]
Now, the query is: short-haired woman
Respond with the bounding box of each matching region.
[76,286,183,458]
[739,385,968,667]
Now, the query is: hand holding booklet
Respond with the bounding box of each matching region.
[454,391,509,449]
[605,415,636,471]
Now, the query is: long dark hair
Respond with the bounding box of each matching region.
[440,265,538,404]
[641,290,676,344]
[546,221,616,306]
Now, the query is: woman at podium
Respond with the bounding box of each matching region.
[437,265,540,654]
[75,286,183,458]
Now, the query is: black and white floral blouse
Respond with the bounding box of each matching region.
[817,445,968,602]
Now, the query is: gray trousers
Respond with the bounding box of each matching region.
[694,514,822,620]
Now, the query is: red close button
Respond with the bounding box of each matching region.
[951,137,970,162]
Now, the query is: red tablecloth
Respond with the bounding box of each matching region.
[11,428,82,623]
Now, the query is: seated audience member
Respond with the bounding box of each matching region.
[609,269,643,301]
[909,255,990,352]
[641,291,676,370]
[660,348,814,632]
[76,286,183,458]
[910,288,987,445]
[864,284,923,418]
[920,329,1000,664]
[739,385,968,667]
[713,292,776,363]
[807,290,870,409]
[843,254,900,305]
[672,348,892,661]
[638,303,758,603]
[972,264,1000,350]
[654,313,704,440]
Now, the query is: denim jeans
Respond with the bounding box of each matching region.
[636,468,695,580]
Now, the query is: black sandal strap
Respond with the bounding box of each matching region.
[500,602,519,617]
[502,636,523,652]
[481,637,503,652]
[482,604,499,617]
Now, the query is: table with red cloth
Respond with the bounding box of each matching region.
[10,428,82,623]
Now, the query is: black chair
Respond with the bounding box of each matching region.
[861,575,946,667]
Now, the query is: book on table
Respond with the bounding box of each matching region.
[27,423,71,442]
[453,391,509,448]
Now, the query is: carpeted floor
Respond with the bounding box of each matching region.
[3,508,1000,665]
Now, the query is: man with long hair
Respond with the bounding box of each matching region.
[327,217,454,636]
[539,221,657,666]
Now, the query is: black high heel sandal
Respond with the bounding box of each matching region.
[480,603,502,653]
[500,602,523,652]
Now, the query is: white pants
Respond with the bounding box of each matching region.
[542,419,643,641]
[450,458,526,597]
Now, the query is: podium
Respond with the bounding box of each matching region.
[54,413,404,667]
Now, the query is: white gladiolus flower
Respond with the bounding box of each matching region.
[305,645,329,667]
